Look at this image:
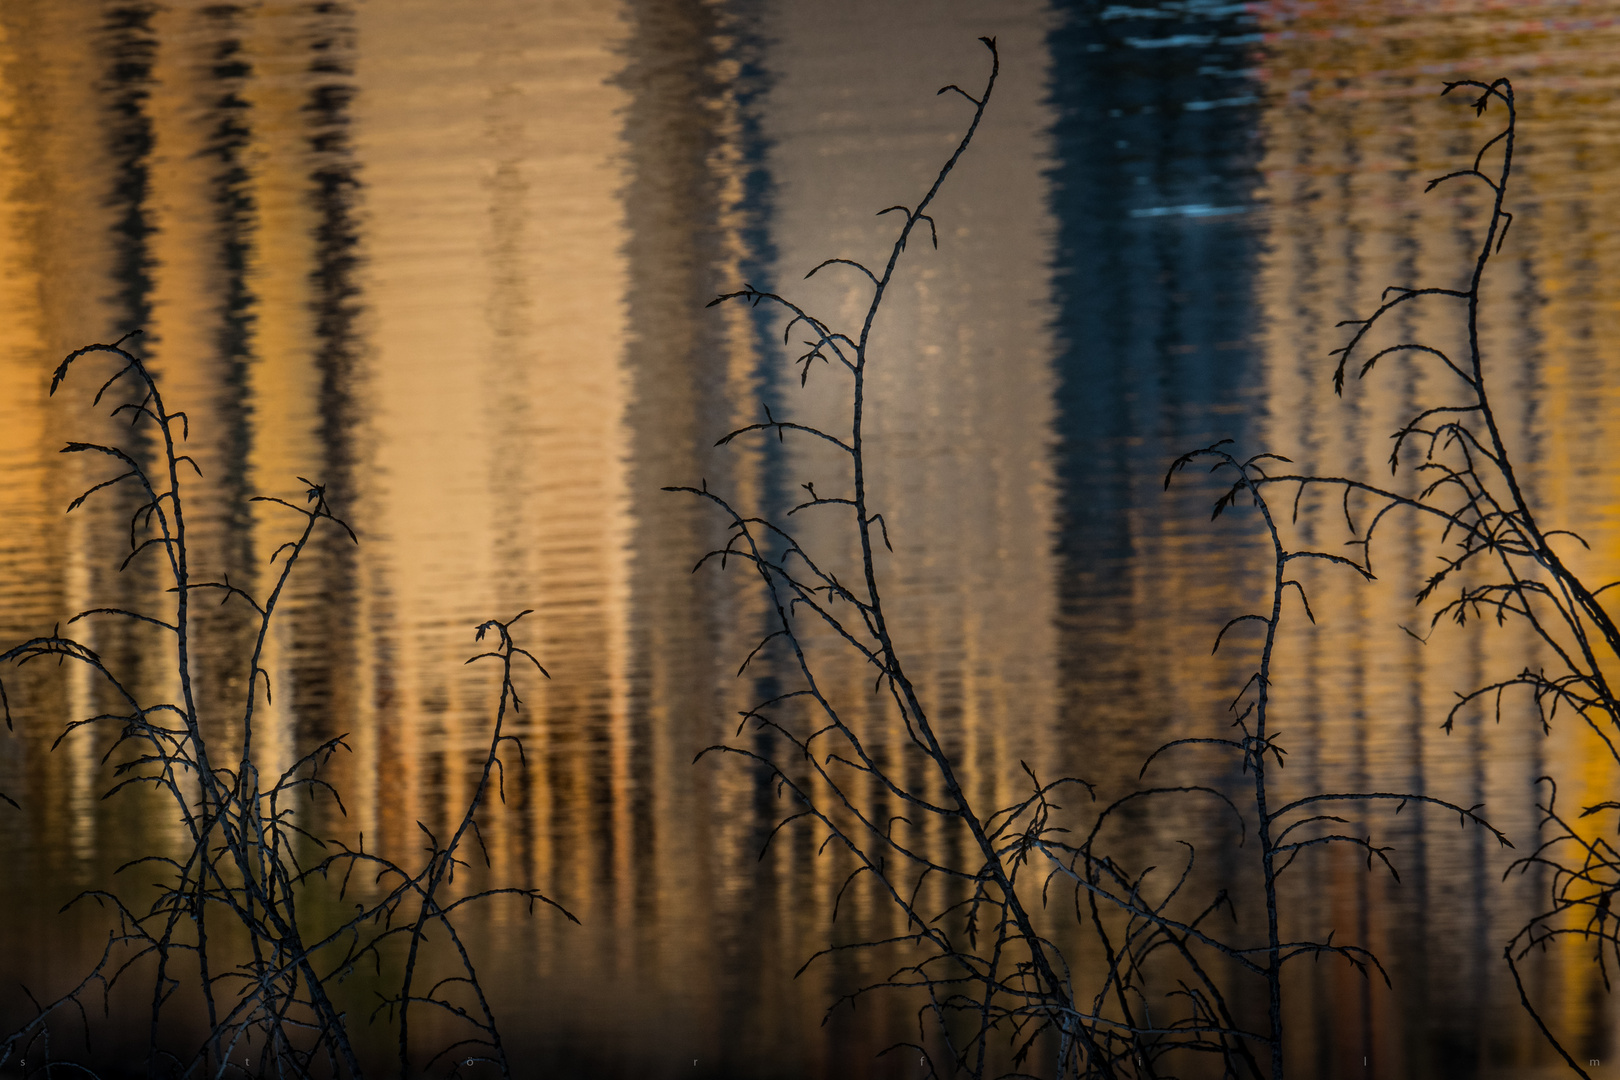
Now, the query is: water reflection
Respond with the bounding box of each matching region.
[3,0,1620,1077]
[1246,6,1620,1074]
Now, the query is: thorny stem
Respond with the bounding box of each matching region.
[1163,443,1511,1079]
[398,612,549,1079]
[1249,473,1289,1080]
[851,82,1112,1080]
[845,31,1073,1048]
[3,341,567,1078]
[698,39,1122,1078]
[1327,80,1620,716]
[1436,81,1620,692]
[1238,76,1620,1074]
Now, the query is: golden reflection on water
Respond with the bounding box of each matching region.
[5,0,1620,1077]
[0,0,1064,1073]
[1248,3,1620,1075]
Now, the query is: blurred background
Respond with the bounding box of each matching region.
[2,1,1620,1076]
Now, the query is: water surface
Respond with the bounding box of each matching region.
[2,2,1620,1076]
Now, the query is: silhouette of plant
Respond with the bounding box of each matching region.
[0,335,572,1079]
[677,38,1098,1078]
[3,46,1596,1080]
[1232,76,1620,1079]
[681,41,1510,1080]
[1085,441,1511,1079]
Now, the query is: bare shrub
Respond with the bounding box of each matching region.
[0,335,573,1079]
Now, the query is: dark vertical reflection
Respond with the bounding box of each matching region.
[288,0,364,748]
[605,0,784,1075]
[97,2,163,716]
[1044,1,1266,726]
[306,2,362,495]
[199,4,256,526]
[95,4,170,935]
[102,3,157,333]
[185,4,262,748]
[1043,21,1270,1034]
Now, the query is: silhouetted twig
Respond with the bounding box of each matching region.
[0,338,571,1078]
[1226,76,1616,1075]
[680,37,1123,1080]
[683,47,1515,1080]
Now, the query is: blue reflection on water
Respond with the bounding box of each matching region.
[1045,0,1265,596]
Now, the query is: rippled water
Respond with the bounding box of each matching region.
[3,1,1620,1077]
